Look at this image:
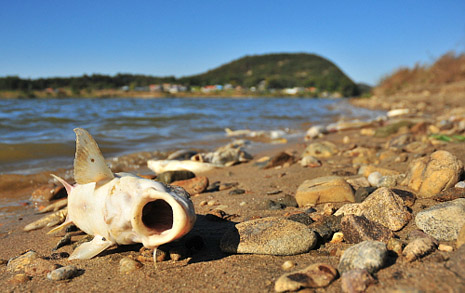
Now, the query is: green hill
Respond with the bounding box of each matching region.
[180,53,360,96]
[0,52,361,97]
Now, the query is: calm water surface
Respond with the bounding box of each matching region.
[0,97,382,174]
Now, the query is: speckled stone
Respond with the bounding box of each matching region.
[335,187,411,231]
[415,198,465,241]
[275,263,338,292]
[338,241,388,274]
[220,217,317,255]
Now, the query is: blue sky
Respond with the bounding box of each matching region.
[1,1,464,85]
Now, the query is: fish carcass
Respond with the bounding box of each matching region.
[51,128,196,264]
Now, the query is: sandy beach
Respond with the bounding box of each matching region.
[1,91,465,292]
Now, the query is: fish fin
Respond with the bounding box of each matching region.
[47,217,73,235]
[69,235,114,260]
[51,174,73,194]
[73,128,114,185]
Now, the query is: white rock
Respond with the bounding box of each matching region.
[367,172,382,187]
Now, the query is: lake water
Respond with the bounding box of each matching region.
[0,97,383,174]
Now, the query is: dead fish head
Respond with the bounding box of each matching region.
[131,184,196,248]
[51,128,196,263]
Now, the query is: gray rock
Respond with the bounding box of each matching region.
[338,241,388,274]
[47,265,79,281]
[275,263,338,292]
[341,215,393,244]
[220,217,317,255]
[341,269,376,293]
[415,198,465,241]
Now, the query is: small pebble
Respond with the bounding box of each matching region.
[119,257,142,274]
[207,200,218,206]
[281,260,295,270]
[199,200,208,207]
[367,172,382,186]
[229,188,246,195]
[455,181,465,189]
[343,136,350,144]
[47,265,79,281]
[438,244,453,252]
[239,201,247,206]
[330,232,344,243]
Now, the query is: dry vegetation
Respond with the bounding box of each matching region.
[374,51,465,96]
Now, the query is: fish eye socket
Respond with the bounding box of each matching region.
[142,200,173,233]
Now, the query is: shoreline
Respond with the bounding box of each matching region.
[1,92,465,291]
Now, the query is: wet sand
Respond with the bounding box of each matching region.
[1,93,465,292]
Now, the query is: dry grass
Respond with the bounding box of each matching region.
[374,51,465,96]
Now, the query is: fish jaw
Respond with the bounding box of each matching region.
[130,185,196,248]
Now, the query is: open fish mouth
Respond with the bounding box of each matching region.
[142,199,174,234]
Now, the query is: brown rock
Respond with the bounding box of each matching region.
[402,237,437,262]
[24,258,59,276]
[445,245,465,279]
[303,141,338,158]
[171,176,209,195]
[378,150,399,162]
[433,187,465,202]
[387,238,405,256]
[341,215,393,244]
[392,189,416,207]
[9,274,30,284]
[295,176,355,207]
[264,151,295,169]
[403,141,431,154]
[410,121,430,134]
[402,150,463,198]
[275,263,338,292]
[31,184,66,202]
[341,269,376,293]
